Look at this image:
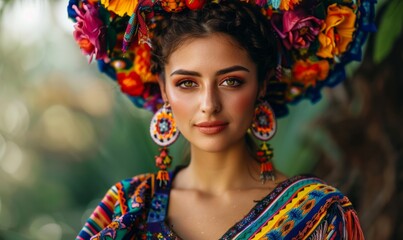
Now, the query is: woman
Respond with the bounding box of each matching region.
[69,0,375,239]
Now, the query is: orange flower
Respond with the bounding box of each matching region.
[317,4,356,58]
[77,38,95,54]
[101,0,138,16]
[279,0,302,11]
[87,0,99,5]
[134,44,158,83]
[117,71,145,96]
[292,60,330,87]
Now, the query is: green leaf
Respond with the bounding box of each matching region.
[374,0,403,63]
[106,27,117,52]
[99,5,111,25]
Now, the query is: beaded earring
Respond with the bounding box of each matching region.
[150,103,180,186]
[251,101,277,183]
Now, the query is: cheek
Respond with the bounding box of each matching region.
[165,87,195,127]
[228,91,257,118]
[235,96,255,113]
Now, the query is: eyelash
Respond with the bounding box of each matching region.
[175,77,244,89]
[220,77,244,87]
[176,80,197,88]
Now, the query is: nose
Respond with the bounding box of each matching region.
[200,85,221,114]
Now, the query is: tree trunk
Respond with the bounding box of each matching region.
[314,2,403,239]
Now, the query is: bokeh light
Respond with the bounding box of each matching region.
[0,1,156,238]
[0,0,51,45]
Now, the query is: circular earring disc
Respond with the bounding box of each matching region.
[251,102,277,141]
[150,106,179,146]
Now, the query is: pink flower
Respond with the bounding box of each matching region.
[72,4,107,62]
[271,9,322,50]
[255,0,267,7]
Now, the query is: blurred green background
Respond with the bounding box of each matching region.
[0,0,402,239]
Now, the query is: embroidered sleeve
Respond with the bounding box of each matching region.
[308,197,364,240]
[75,174,154,240]
[75,185,120,240]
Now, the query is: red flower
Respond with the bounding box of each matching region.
[117,71,145,96]
[185,0,206,10]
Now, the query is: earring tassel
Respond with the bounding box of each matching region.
[256,142,275,183]
[260,161,275,183]
[155,147,172,186]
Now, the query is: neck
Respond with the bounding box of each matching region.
[176,140,260,195]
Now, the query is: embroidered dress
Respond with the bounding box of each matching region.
[76,169,364,240]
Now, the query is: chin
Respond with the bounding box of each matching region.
[190,136,243,153]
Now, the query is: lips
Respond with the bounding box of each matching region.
[194,121,228,134]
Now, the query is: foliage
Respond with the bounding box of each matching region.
[374,0,403,63]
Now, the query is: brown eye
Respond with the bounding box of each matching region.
[221,78,242,87]
[178,80,198,88]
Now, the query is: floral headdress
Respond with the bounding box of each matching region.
[67,0,376,117]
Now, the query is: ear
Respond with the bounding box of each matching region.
[158,75,169,102]
[258,79,268,99]
[257,70,273,99]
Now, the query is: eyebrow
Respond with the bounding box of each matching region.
[216,65,250,75]
[169,65,250,77]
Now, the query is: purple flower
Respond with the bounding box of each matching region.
[72,3,107,62]
[271,9,322,50]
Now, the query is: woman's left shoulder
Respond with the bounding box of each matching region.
[285,175,351,204]
[283,175,365,239]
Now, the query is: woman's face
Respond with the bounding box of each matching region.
[161,34,259,152]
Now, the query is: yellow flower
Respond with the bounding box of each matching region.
[279,0,302,11]
[317,4,356,58]
[101,0,138,17]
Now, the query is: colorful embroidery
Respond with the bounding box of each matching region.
[148,193,169,223]
[76,170,364,240]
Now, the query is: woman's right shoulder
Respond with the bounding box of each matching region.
[109,172,157,212]
[75,173,157,240]
[112,172,156,194]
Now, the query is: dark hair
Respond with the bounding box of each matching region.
[150,0,277,84]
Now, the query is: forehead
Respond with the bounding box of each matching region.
[166,33,256,72]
